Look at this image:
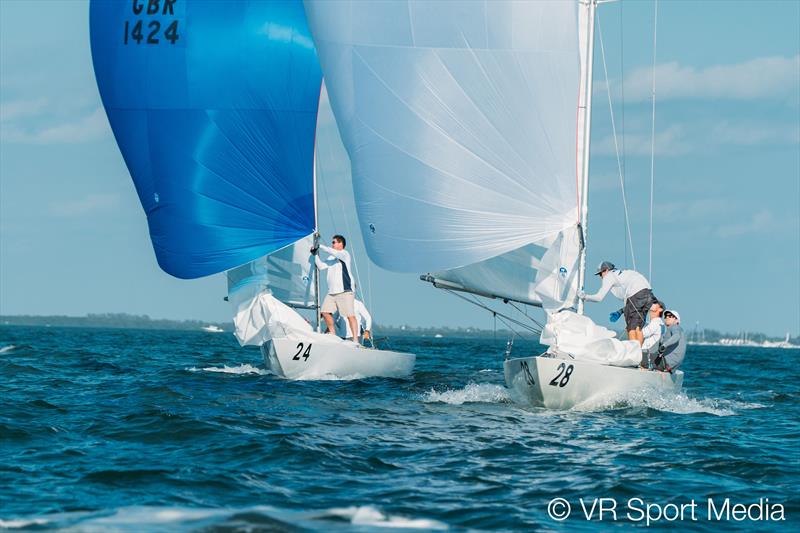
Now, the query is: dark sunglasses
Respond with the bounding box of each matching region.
[664,313,675,318]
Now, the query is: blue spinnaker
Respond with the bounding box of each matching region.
[90,0,321,279]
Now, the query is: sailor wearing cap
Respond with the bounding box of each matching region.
[578,261,659,346]
[650,310,686,372]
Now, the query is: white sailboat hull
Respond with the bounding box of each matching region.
[263,338,415,380]
[504,355,683,410]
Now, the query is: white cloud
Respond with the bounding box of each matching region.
[657,198,730,221]
[715,210,777,238]
[593,119,799,158]
[710,121,800,146]
[0,98,48,121]
[1,106,110,144]
[607,55,800,102]
[593,124,691,156]
[50,193,120,217]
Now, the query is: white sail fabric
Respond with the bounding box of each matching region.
[226,234,316,308]
[304,0,581,274]
[430,223,581,309]
[230,286,314,346]
[541,311,642,367]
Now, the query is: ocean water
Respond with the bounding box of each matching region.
[1,326,797,531]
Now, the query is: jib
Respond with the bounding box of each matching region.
[133,0,176,15]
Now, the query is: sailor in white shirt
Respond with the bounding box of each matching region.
[312,234,360,342]
[334,299,372,342]
[579,261,658,345]
[641,300,665,354]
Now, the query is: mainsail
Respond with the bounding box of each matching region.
[91,0,322,279]
[304,0,583,308]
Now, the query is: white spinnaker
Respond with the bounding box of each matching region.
[226,233,316,309]
[304,0,581,279]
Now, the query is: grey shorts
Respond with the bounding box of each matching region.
[624,288,656,331]
[321,291,355,316]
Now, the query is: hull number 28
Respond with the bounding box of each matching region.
[293,342,312,361]
[549,362,574,387]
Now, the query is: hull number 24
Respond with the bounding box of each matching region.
[293,342,312,362]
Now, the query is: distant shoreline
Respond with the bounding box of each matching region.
[1,313,797,344]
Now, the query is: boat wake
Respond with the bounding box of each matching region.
[572,388,767,416]
[187,364,271,375]
[293,372,369,381]
[422,383,511,405]
[0,504,448,531]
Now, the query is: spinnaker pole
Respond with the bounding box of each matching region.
[577,0,597,315]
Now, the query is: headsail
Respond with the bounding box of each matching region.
[226,234,317,309]
[304,0,582,308]
[91,0,322,279]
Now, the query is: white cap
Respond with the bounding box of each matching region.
[665,310,681,323]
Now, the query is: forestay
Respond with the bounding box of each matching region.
[304,0,582,308]
[91,0,321,279]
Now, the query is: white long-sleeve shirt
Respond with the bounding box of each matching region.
[642,316,664,352]
[334,299,372,339]
[315,244,355,295]
[583,269,651,302]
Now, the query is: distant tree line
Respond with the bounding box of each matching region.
[0,314,796,343]
[0,313,230,332]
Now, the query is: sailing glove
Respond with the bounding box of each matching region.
[609,310,622,323]
[310,247,319,255]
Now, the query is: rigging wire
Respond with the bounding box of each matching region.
[619,0,629,268]
[648,0,659,282]
[441,289,541,340]
[507,301,545,330]
[596,8,637,271]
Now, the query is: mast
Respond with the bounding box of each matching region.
[576,0,597,315]
[312,129,321,332]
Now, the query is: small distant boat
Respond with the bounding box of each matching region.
[691,332,799,349]
[202,325,224,333]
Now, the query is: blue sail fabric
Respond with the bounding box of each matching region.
[90,0,321,279]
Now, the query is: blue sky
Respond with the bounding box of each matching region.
[1,1,798,337]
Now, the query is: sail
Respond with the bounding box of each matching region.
[90,0,322,279]
[304,0,581,281]
[226,233,316,308]
[428,225,581,308]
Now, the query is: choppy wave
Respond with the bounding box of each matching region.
[422,383,511,405]
[187,364,271,375]
[572,388,768,416]
[3,327,798,531]
[0,505,448,531]
[0,344,18,354]
[320,506,448,529]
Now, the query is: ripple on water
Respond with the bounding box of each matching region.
[1,327,798,531]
